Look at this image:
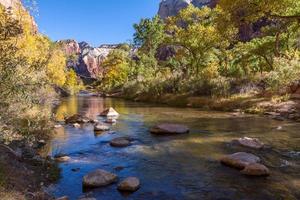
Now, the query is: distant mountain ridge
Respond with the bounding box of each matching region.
[59,40,119,79]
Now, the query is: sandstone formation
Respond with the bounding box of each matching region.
[0,0,38,33]
[158,0,211,19]
[59,40,118,79]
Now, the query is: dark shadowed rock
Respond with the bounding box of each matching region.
[110,137,131,147]
[220,152,261,169]
[117,177,140,192]
[82,169,118,188]
[150,124,189,135]
[65,114,91,124]
[241,163,270,176]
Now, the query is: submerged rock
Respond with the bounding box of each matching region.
[94,123,110,131]
[110,137,131,147]
[117,177,140,192]
[100,107,119,117]
[241,163,270,176]
[237,137,264,149]
[220,152,260,169]
[82,169,117,188]
[150,124,189,135]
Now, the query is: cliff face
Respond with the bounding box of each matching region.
[0,0,20,9]
[0,0,38,33]
[59,40,118,79]
[158,0,212,19]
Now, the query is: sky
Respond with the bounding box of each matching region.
[34,0,160,46]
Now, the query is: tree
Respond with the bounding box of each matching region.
[165,5,236,77]
[100,49,130,91]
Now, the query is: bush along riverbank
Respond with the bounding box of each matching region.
[91,1,300,122]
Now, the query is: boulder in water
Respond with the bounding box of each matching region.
[150,124,189,135]
[241,163,270,176]
[55,156,70,162]
[220,152,260,169]
[117,177,140,192]
[110,137,131,147]
[73,123,81,128]
[100,107,119,117]
[65,114,91,124]
[56,196,69,200]
[237,137,264,149]
[94,123,110,131]
[106,118,117,124]
[82,169,117,188]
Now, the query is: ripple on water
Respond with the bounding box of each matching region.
[45,96,300,200]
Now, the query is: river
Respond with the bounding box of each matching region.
[44,96,300,200]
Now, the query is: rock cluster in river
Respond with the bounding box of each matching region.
[221,152,270,176]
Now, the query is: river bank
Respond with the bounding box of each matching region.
[109,91,300,121]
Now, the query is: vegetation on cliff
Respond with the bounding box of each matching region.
[97,0,300,106]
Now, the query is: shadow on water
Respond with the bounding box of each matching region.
[44,96,300,200]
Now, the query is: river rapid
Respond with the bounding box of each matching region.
[43,96,300,200]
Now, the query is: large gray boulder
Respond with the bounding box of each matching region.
[82,169,118,188]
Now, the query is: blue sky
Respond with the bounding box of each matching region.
[34,0,160,46]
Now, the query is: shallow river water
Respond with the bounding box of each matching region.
[45,96,300,200]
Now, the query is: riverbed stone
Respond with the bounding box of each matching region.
[117,177,140,192]
[106,118,117,124]
[241,163,270,176]
[237,137,264,149]
[55,156,71,162]
[82,169,118,188]
[73,123,81,128]
[220,152,261,169]
[100,107,119,117]
[54,124,63,129]
[150,124,189,135]
[110,137,131,147]
[56,196,69,200]
[94,123,110,131]
[65,114,91,124]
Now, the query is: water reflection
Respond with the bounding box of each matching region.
[47,96,300,200]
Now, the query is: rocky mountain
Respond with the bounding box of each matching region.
[59,40,118,79]
[158,0,212,19]
[0,0,38,32]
